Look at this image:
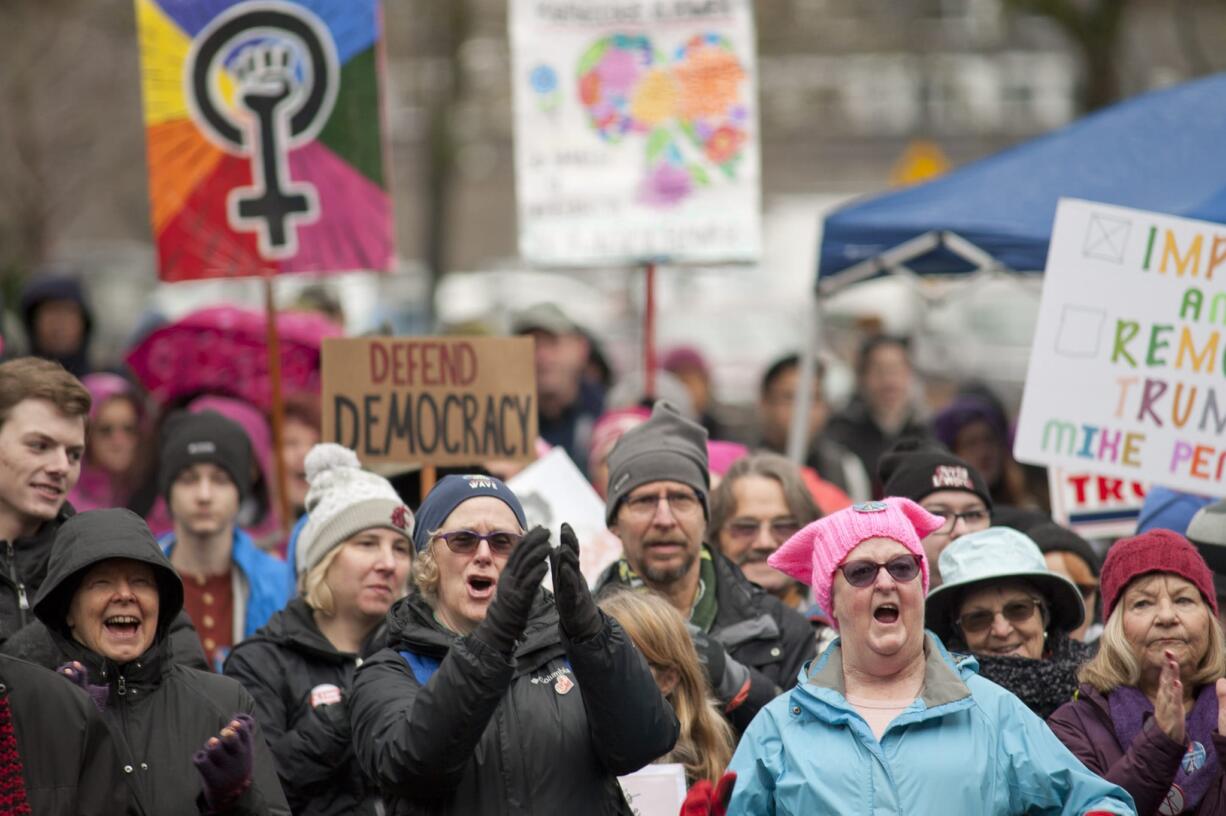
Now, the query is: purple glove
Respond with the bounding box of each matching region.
[56,661,109,713]
[193,714,255,812]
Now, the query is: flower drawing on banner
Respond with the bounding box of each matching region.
[575,32,749,208]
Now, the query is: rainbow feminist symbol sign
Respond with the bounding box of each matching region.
[136,0,393,281]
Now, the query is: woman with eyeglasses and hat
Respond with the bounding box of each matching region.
[1049,531,1226,816]
[348,474,678,815]
[925,526,1095,718]
[721,498,1134,815]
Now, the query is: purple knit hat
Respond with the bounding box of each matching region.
[768,497,945,630]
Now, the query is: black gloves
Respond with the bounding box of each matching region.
[471,526,551,657]
[689,627,752,712]
[550,523,603,641]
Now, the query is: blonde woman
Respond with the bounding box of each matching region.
[225,444,414,816]
[1049,530,1226,815]
[598,589,734,786]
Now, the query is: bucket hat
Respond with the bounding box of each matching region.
[925,526,1084,644]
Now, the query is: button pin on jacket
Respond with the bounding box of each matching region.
[554,674,574,695]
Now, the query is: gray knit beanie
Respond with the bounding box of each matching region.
[296,444,413,576]
[605,400,709,526]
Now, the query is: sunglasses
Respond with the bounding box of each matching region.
[838,554,922,588]
[435,529,523,556]
[724,517,801,545]
[956,599,1042,634]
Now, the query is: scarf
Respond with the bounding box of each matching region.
[0,692,31,815]
[955,631,1094,719]
[611,546,719,632]
[1110,683,1219,813]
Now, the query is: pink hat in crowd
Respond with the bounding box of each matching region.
[768,497,946,629]
[706,440,748,477]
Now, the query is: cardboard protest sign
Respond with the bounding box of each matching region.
[321,337,537,467]
[1047,468,1148,539]
[509,0,761,265]
[508,448,623,587]
[1015,199,1226,496]
[618,763,687,816]
[135,0,393,281]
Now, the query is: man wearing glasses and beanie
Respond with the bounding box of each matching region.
[596,401,816,732]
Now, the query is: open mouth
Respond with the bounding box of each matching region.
[873,603,899,624]
[104,615,142,639]
[466,576,495,600]
[31,483,62,500]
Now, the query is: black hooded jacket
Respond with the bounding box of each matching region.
[19,274,93,377]
[348,590,679,816]
[224,597,379,816]
[32,508,290,816]
[0,503,73,644]
[0,653,127,816]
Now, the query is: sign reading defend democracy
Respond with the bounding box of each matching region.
[1015,199,1226,497]
[321,338,537,467]
[510,0,761,265]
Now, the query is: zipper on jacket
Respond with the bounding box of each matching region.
[5,542,28,622]
[117,674,127,697]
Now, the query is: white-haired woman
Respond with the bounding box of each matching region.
[226,444,414,816]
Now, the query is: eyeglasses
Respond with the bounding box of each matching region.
[924,507,989,534]
[434,529,523,556]
[623,490,701,519]
[956,599,1043,634]
[724,517,801,545]
[838,554,922,588]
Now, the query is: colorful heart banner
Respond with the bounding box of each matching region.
[135,0,393,281]
[510,1,761,266]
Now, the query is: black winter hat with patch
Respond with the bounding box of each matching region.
[158,410,253,502]
[878,440,993,510]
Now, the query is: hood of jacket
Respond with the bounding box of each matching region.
[32,508,184,644]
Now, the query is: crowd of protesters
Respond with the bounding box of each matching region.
[4,280,1226,815]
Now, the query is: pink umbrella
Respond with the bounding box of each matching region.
[125,306,342,411]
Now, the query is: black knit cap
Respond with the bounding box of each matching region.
[878,440,993,510]
[1028,521,1101,577]
[158,410,253,502]
[605,400,709,526]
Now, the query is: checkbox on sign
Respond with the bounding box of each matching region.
[1054,305,1105,358]
[1082,213,1131,263]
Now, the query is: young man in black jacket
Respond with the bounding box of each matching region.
[596,401,817,733]
[0,357,89,643]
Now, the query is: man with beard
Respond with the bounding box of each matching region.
[0,357,89,642]
[596,401,815,732]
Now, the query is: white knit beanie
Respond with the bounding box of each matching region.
[296,444,414,576]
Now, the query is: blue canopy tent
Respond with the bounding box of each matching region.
[785,72,1226,460]
[816,71,1226,293]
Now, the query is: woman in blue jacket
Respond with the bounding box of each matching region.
[724,498,1136,816]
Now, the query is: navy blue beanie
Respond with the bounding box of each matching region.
[412,474,528,552]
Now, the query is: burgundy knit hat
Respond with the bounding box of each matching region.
[1101,529,1218,619]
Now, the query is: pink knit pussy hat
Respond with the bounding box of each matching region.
[768,498,946,630]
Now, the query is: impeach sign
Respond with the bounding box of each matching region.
[321,337,537,467]
[1015,199,1226,496]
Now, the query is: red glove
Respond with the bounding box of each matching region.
[680,772,736,816]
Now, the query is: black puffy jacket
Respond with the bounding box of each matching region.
[32,508,290,816]
[0,503,72,644]
[349,590,679,815]
[0,653,127,816]
[224,597,379,816]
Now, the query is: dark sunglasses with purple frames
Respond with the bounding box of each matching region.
[435,529,523,555]
[838,554,923,588]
